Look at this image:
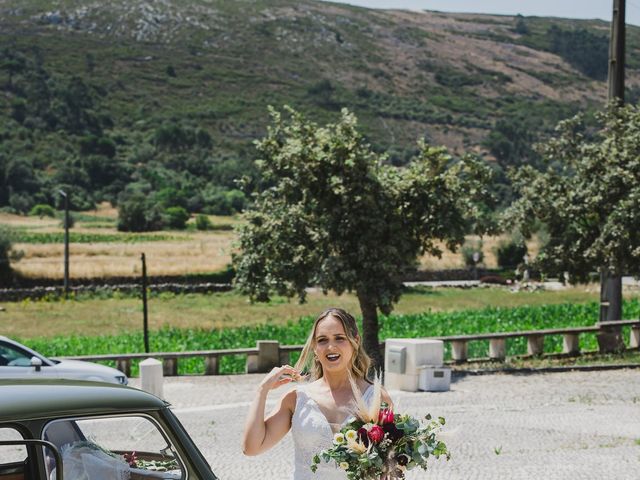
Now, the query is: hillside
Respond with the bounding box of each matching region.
[1,0,639,215]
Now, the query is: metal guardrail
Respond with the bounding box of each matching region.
[63,320,640,376]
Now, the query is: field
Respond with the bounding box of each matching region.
[2,204,239,278]
[10,293,640,375]
[3,204,536,280]
[2,283,609,339]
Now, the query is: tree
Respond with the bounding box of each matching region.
[0,227,14,286]
[165,206,190,229]
[117,192,165,232]
[233,107,492,367]
[504,104,640,318]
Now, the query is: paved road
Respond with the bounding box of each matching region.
[131,369,640,479]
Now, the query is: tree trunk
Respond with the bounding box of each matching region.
[600,269,622,321]
[357,292,384,371]
[598,269,625,353]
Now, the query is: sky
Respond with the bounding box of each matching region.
[325,1,640,26]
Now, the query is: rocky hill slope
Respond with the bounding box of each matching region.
[1,0,638,212]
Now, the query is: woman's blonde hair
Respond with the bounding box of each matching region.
[294,308,371,380]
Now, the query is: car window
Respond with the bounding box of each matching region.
[0,427,26,464]
[43,415,185,480]
[0,342,34,367]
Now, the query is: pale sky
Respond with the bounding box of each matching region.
[325,1,640,26]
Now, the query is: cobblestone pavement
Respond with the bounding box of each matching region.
[130,369,640,479]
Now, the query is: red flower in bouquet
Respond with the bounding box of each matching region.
[378,407,395,425]
[367,424,385,444]
[357,427,370,447]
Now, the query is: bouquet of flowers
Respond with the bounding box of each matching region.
[311,378,450,480]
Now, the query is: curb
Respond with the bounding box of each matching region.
[452,363,640,376]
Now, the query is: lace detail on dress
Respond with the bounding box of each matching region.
[291,384,374,480]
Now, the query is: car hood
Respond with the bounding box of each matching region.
[51,358,127,383]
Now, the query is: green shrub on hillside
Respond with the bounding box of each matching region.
[195,214,213,231]
[117,193,165,232]
[0,227,14,286]
[165,207,190,230]
[29,204,56,218]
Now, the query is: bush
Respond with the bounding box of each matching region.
[29,204,56,218]
[0,227,14,286]
[203,188,246,216]
[495,240,528,269]
[195,214,212,231]
[117,194,166,232]
[165,207,190,230]
[60,213,75,229]
[461,240,484,267]
[479,275,508,285]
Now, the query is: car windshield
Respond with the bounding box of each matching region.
[0,341,38,367]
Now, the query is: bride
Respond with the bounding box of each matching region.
[242,307,393,479]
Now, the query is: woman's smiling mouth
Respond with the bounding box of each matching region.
[326,353,341,362]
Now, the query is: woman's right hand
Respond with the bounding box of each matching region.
[258,364,301,392]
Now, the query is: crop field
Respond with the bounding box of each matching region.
[2,204,239,278]
[14,297,640,375]
[2,204,537,279]
[3,284,607,338]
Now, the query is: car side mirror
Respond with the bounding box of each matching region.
[30,356,43,372]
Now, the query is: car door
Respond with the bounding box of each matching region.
[0,340,56,379]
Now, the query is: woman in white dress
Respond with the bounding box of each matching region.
[242,308,393,479]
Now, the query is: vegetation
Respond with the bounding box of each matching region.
[1,2,632,222]
[495,239,528,270]
[16,297,640,375]
[505,104,640,321]
[233,107,493,366]
[0,227,14,286]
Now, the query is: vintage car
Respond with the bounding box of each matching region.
[0,379,218,479]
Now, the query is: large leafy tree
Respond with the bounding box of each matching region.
[233,107,492,367]
[504,104,640,320]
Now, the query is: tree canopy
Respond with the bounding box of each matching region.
[504,104,640,286]
[233,107,493,366]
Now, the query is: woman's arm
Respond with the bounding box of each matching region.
[242,365,299,456]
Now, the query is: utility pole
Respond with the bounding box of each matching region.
[601,0,625,323]
[141,253,150,354]
[58,190,70,299]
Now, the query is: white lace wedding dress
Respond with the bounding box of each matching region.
[291,384,374,480]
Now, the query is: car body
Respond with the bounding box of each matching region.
[0,379,218,479]
[0,336,127,385]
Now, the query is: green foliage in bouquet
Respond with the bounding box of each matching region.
[311,406,450,480]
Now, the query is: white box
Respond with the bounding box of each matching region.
[418,365,451,392]
[384,372,420,392]
[384,339,443,376]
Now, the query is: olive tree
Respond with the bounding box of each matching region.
[233,107,492,367]
[504,104,640,322]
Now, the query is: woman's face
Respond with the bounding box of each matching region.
[313,315,356,374]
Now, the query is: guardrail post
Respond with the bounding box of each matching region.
[489,338,506,361]
[631,325,640,349]
[246,341,280,373]
[562,334,580,355]
[163,358,178,376]
[527,335,544,356]
[279,350,290,366]
[204,355,219,375]
[116,358,132,378]
[451,340,468,362]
